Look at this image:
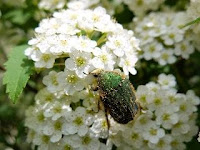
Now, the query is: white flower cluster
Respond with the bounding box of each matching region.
[38,0,121,15]
[25,73,200,150]
[116,73,199,150]
[187,0,200,51]
[25,86,126,150]
[198,132,200,142]
[24,7,139,150]
[25,7,139,76]
[133,12,196,65]
[187,0,200,34]
[24,3,200,150]
[38,0,66,10]
[38,0,164,16]
[68,0,164,16]
[123,0,164,16]
[25,88,106,150]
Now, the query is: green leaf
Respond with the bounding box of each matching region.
[3,45,34,103]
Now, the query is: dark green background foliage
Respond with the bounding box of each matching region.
[0,0,200,149]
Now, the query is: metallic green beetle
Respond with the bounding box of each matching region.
[92,69,140,124]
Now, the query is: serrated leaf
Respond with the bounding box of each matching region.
[3,45,34,103]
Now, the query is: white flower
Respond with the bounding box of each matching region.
[38,0,65,10]
[177,96,196,122]
[34,52,57,69]
[66,91,83,103]
[58,24,80,35]
[91,47,115,71]
[198,132,200,143]
[43,71,63,93]
[124,0,164,16]
[27,130,36,143]
[25,47,41,62]
[170,137,186,150]
[65,50,93,78]
[35,88,55,105]
[42,119,64,142]
[78,134,100,150]
[67,0,100,11]
[57,70,86,95]
[59,134,81,149]
[158,73,176,90]
[108,115,125,135]
[106,34,128,57]
[136,85,152,108]
[78,7,111,32]
[68,0,88,10]
[146,82,161,93]
[155,106,179,129]
[25,37,44,61]
[181,116,199,142]
[118,54,138,75]
[73,36,97,53]
[106,132,123,148]
[134,111,154,132]
[90,111,109,138]
[85,7,114,32]
[148,135,172,150]
[81,89,99,111]
[43,101,71,120]
[143,41,163,60]
[38,35,59,54]
[157,49,176,65]
[25,107,47,133]
[162,29,183,45]
[175,40,195,59]
[166,91,180,111]
[122,127,143,148]
[33,133,51,150]
[171,120,190,136]
[53,9,80,26]
[62,107,92,136]
[142,122,165,144]
[50,34,73,54]
[35,18,61,35]
[186,90,200,106]
[147,90,168,111]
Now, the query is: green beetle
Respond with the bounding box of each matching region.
[92,69,140,124]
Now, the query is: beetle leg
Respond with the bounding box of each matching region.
[104,106,110,131]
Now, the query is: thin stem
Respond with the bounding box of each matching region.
[180,17,200,29]
[87,31,95,39]
[54,63,65,66]
[97,33,107,46]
